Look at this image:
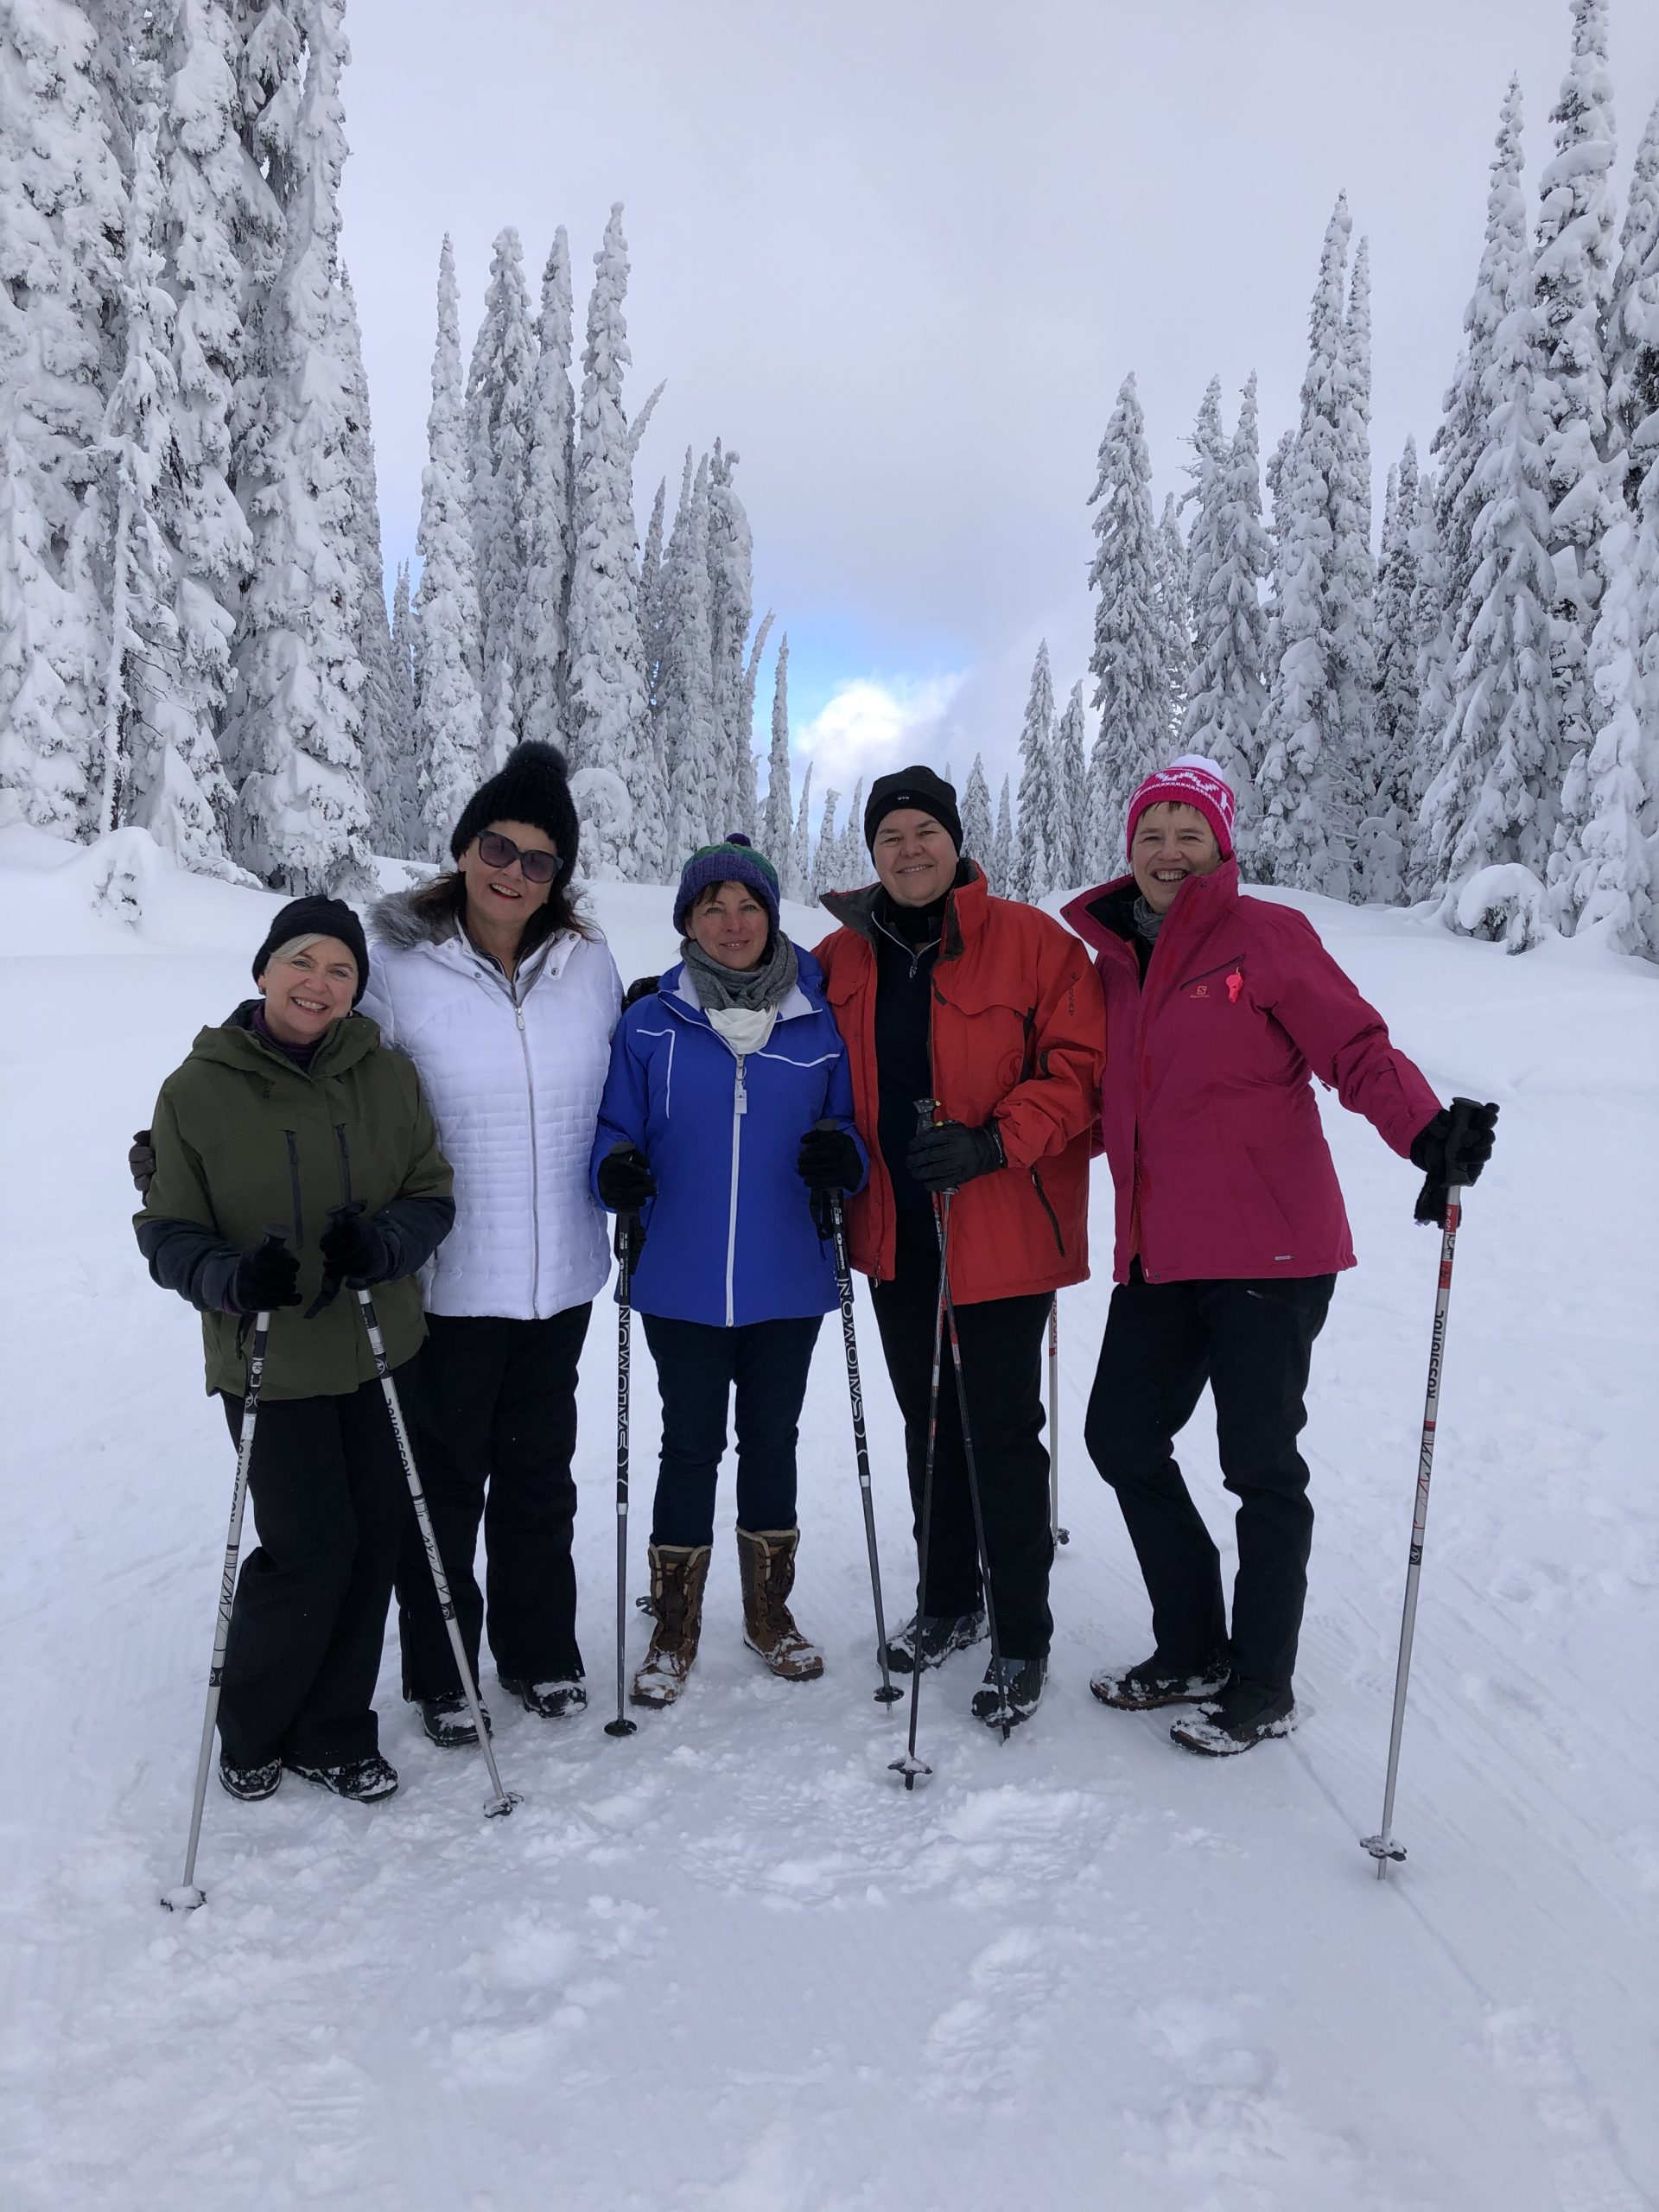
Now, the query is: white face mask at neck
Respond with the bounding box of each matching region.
[705,1004,779,1057]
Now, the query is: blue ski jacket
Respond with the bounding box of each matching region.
[590,946,867,1326]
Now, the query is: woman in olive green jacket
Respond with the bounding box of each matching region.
[137,897,454,1806]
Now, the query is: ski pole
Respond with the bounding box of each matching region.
[162,1227,286,1912]
[821,1178,902,1706]
[604,1213,639,1740]
[935,1198,1013,1745]
[891,1210,946,1792]
[1047,1295,1069,1547]
[1361,1174,1469,1879]
[352,1286,518,1818]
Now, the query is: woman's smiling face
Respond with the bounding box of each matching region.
[1130,802,1222,912]
[257,937,359,1045]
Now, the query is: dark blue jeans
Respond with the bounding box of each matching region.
[640,1313,823,1547]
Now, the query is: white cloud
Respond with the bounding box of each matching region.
[794,672,967,808]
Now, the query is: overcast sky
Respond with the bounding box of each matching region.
[338,0,1659,818]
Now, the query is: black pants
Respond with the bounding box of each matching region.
[640,1313,823,1547]
[396,1306,591,1699]
[870,1209,1054,1658]
[217,1367,412,1769]
[1084,1264,1335,1697]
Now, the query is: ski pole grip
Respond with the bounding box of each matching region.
[913,1096,938,1136]
[260,1223,289,1249]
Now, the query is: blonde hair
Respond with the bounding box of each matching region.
[264,932,328,967]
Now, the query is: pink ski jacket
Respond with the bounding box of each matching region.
[1060,862,1440,1285]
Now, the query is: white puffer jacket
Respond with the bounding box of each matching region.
[362,891,622,1319]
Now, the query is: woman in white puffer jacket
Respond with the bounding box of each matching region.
[361,743,621,1746]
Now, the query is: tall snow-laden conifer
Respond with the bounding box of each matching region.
[811,786,841,899]
[1607,96,1659,505]
[1183,372,1268,829]
[789,760,813,906]
[566,204,652,874]
[761,632,792,866]
[660,454,717,863]
[412,236,485,857]
[836,775,866,887]
[385,559,417,853]
[1420,87,1560,950]
[638,472,666,715]
[707,440,755,837]
[990,776,1014,896]
[1053,681,1089,888]
[338,264,399,855]
[1358,437,1424,902]
[519,226,575,752]
[961,751,994,875]
[1086,372,1167,864]
[225,0,371,893]
[1155,494,1191,740]
[1333,231,1379,823]
[1255,199,1357,895]
[1012,639,1057,902]
[466,226,536,771]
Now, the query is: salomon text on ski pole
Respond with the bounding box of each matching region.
[351,1284,518,1817]
[819,1166,902,1706]
[605,1211,639,1739]
[162,1227,287,1912]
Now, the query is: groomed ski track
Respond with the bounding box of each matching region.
[1,826,1655,2211]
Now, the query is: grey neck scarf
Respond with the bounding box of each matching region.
[680,930,799,1014]
[1132,895,1166,945]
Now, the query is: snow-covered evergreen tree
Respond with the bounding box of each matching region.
[1086,372,1168,866]
[638,472,666,716]
[707,440,755,837]
[836,774,866,887]
[1332,230,1379,824]
[961,750,994,875]
[1358,435,1424,901]
[411,236,484,857]
[224,0,370,893]
[1254,199,1359,896]
[660,453,717,863]
[565,203,652,874]
[384,558,416,852]
[1052,681,1089,888]
[1182,372,1268,831]
[1607,95,1659,506]
[1155,493,1191,741]
[1420,86,1560,950]
[336,264,399,855]
[466,226,535,772]
[810,785,841,899]
[990,774,1014,895]
[518,226,575,754]
[789,760,813,906]
[761,632,792,868]
[1011,639,1057,903]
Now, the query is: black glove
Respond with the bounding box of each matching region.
[130,1128,156,1196]
[1409,1098,1498,1226]
[318,1205,399,1287]
[622,974,661,1011]
[231,1238,302,1314]
[598,1142,657,1212]
[906,1119,1006,1195]
[797,1125,862,1195]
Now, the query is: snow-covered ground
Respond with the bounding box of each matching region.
[2,822,1656,2212]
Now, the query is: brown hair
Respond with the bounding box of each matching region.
[407,866,594,951]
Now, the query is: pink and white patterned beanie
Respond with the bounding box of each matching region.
[1125,754,1236,861]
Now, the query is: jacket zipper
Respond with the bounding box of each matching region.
[1029,1166,1065,1255]
[283,1130,304,1247]
[724,1055,747,1327]
[334,1123,353,1205]
[514,995,543,1313]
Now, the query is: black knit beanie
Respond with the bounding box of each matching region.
[450,741,580,893]
[864,766,963,855]
[251,896,370,1005]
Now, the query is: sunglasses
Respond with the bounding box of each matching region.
[475,830,559,885]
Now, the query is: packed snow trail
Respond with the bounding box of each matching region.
[1,825,1655,2211]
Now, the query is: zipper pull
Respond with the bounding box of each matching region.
[735,1058,748,1115]
[516,1007,525,1032]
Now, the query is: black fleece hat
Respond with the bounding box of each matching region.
[251,896,370,1005]
[450,741,580,892]
[864,765,963,854]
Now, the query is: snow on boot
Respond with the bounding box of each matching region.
[421,1691,490,1748]
[499,1677,587,1719]
[880,1605,988,1675]
[219,1756,281,1801]
[736,1526,823,1682]
[630,1543,712,1709]
[1090,1654,1230,1711]
[1170,1682,1296,1758]
[283,1751,400,1802]
[970,1655,1046,1729]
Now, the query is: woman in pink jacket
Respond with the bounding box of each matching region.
[1062,757,1496,1756]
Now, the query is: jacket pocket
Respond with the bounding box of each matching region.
[1029,1166,1065,1255]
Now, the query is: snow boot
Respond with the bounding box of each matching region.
[219,1756,281,1801]
[970,1655,1046,1729]
[283,1751,400,1802]
[1171,1681,1297,1758]
[499,1676,587,1720]
[420,1690,491,1748]
[1090,1654,1230,1711]
[881,1605,988,1675]
[630,1543,712,1709]
[735,1526,824,1682]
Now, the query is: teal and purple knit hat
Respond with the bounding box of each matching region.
[673,832,781,933]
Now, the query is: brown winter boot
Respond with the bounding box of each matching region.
[630,1543,712,1709]
[735,1527,824,1681]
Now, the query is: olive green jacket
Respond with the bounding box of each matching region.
[135,1005,454,1400]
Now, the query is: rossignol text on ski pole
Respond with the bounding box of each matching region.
[1362,1101,1485,1878]
[604,1212,639,1740]
[1047,1295,1069,1547]
[351,1282,518,1818]
[820,1167,902,1706]
[162,1228,286,1912]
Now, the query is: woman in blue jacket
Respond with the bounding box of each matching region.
[592,834,866,1708]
